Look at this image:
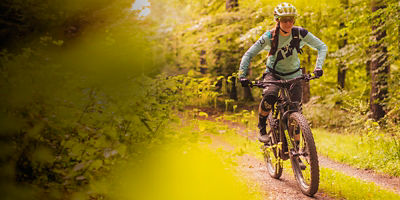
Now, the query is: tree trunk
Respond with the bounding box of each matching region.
[366,49,371,78]
[226,0,238,12]
[337,66,346,89]
[370,0,390,121]
[301,67,310,103]
[243,87,254,101]
[299,14,310,104]
[199,50,207,74]
[224,0,238,99]
[301,47,312,104]
[229,76,238,100]
[337,21,347,90]
[337,0,348,90]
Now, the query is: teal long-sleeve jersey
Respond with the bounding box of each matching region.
[238,26,327,80]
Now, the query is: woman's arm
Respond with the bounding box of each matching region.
[300,31,328,70]
[239,31,271,78]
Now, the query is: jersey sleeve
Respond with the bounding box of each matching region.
[239,31,272,78]
[300,31,328,70]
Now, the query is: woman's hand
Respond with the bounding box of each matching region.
[313,68,323,78]
[239,78,250,87]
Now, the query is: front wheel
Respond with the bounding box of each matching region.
[288,112,319,196]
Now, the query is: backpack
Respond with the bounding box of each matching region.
[290,26,303,55]
[268,26,305,76]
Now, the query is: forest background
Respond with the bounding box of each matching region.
[0,0,399,199]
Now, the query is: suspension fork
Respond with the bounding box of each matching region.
[281,111,300,155]
[281,87,301,145]
[284,112,302,156]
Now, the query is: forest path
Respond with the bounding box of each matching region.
[221,118,400,196]
[207,134,334,200]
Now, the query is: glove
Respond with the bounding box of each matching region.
[313,68,323,78]
[239,78,250,87]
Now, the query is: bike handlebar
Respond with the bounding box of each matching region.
[250,74,319,88]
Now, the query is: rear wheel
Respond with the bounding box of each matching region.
[263,113,283,179]
[288,112,319,196]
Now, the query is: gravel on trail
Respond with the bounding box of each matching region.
[208,134,334,200]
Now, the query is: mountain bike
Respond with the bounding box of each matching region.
[251,74,319,196]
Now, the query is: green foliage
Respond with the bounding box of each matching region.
[386,63,400,127]
[0,55,220,198]
[0,2,221,197]
[319,167,400,200]
[314,128,400,177]
[1,0,400,198]
[0,48,221,197]
[219,109,257,129]
[160,0,399,131]
[0,0,133,47]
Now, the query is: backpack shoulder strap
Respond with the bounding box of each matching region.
[291,26,303,54]
[298,27,309,38]
[292,26,299,37]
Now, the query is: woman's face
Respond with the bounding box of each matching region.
[279,16,295,33]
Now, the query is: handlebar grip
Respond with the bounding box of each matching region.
[249,81,256,88]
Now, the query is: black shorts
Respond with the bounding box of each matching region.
[261,72,302,105]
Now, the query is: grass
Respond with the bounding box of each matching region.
[319,167,400,200]
[313,128,400,177]
[196,118,400,200]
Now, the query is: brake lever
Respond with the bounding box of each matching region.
[249,81,256,88]
[304,74,318,82]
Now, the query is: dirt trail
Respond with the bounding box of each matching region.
[208,134,334,200]
[318,156,400,195]
[223,120,400,195]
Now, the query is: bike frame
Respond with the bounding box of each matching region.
[252,74,320,196]
[253,74,316,160]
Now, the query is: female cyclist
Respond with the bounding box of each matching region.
[238,3,327,143]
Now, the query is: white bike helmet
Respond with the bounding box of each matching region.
[274,3,297,20]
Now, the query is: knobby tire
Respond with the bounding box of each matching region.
[289,112,319,196]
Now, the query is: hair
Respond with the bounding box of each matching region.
[269,21,280,56]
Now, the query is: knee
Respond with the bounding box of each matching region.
[259,109,270,117]
[258,100,273,117]
[264,94,278,105]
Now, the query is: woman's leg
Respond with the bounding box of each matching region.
[258,98,271,135]
[258,73,279,142]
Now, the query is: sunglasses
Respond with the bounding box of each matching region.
[280,17,295,23]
